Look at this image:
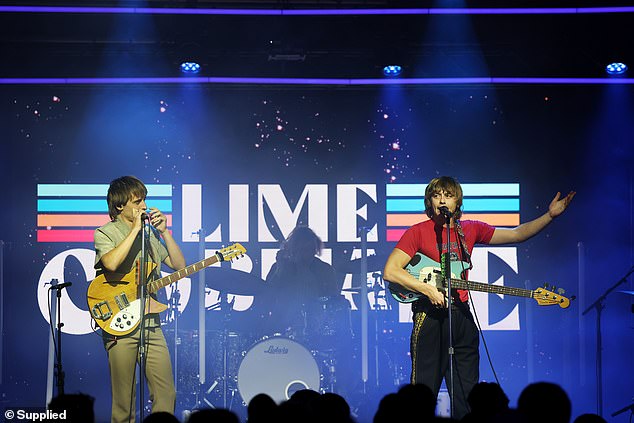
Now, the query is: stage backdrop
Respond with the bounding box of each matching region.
[1,83,633,421]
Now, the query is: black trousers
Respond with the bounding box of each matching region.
[410,301,479,420]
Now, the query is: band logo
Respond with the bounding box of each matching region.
[35,182,523,333]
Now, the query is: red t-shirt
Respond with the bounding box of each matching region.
[395,219,495,302]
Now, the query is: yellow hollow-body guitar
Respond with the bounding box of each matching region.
[87,243,246,336]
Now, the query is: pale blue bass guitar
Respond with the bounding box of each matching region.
[387,253,570,308]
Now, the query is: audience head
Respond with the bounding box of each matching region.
[315,393,353,423]
[48,393,95,423]
[398,383,437,418]
[573,414,607,423]
[518,382,571,423]
[467,382,509,416]
[186,408,239,423]
[247,393,277,423]
[143,411,180,423]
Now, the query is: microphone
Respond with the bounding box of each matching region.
[141,210,151,221]
[50,282,72,290]
[439,206,453,218]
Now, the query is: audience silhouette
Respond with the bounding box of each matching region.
[142,411,180,423]
[76,380,617,423]
[518,382,572,423]
[461,382,510,422]
[47,393,95,423]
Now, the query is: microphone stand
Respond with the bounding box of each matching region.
[582,265,634,417]
[169,282,181,394]
[612,400,634,418]
[138,216,151,422]
[442,209,455,419]
[52,281,72,396]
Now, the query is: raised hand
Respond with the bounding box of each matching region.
[148,208,167,233]
[548,191,576,218]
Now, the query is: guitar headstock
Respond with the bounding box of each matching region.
[533,285,570,308]
[215,243,247,262]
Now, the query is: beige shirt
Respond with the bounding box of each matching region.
[94,218,169,330]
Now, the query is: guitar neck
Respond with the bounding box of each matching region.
[449,277,533,299]
[148,254,220,294]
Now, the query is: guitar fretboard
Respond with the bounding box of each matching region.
[449,278,533,298]
[148,254,220,293]
[409,270,534,299]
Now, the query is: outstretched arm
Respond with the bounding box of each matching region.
[489,191,576,245]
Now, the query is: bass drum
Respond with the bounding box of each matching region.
[237,336,320,404]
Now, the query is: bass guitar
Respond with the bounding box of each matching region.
[388,252,570,308]
[87,243,246,336]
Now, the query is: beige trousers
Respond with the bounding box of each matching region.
[105,325,175,423]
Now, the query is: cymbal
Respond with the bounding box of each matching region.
[619,290,634,296]
[205,267,266,295]
[336,255,387,273]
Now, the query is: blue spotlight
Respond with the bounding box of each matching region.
[383,65,402,77]
[180,62,201,74]
[606,62,627,75]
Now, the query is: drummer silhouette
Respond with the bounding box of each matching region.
[259,226,345,341]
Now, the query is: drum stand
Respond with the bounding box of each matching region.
[317,349,338,394]
[207,292,239,410]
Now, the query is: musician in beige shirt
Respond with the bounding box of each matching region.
[94,175,185,423]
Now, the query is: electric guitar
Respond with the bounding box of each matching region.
[388,252,570,308]
[87,243,246,336]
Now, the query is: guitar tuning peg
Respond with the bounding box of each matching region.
[557,288,565,295]
[543,283,550,289]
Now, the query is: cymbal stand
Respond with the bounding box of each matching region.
[371,272,384,388]
[359,227,369,392]
[167,282,182,392]
[209,292,236,410]
[324,351,337,393]
[194,227,207,410]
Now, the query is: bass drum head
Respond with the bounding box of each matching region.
[237,336,320,404]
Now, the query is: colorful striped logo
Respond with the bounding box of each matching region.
[37,184,173,242]
[385,183,520,242]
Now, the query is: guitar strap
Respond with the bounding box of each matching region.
[453,219,473,276]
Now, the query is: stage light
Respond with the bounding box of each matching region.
[606,62,627,75]
[383,65,402,77]
[180,62,201,74]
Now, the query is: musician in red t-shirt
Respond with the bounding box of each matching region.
[383,176,575,419]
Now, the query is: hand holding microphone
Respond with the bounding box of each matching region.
[144,208,167,233]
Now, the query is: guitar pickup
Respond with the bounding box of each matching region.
[91,301,113,321]
[114,293,130,310]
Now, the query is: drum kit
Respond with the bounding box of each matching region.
[163,264,363,414]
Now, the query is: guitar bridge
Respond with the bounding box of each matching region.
[91,301,113,321]
[115,293,130,309]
